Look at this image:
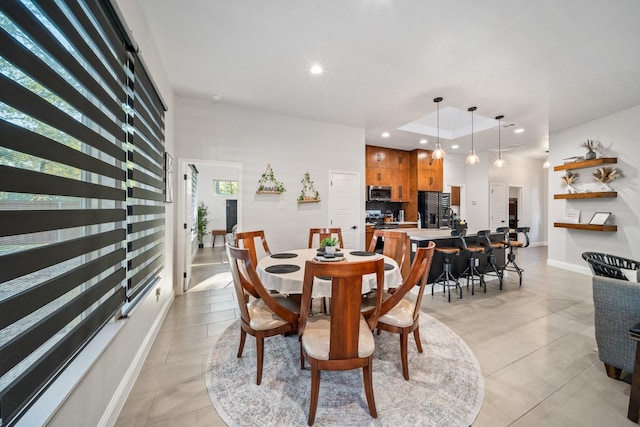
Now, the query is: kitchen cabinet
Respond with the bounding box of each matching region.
[365,145,410,201]
[413,149,443,192]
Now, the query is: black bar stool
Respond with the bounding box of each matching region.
[476,230,503,290]
[432,230,464,302]
[497,226,530,286]
[460,233,486,295]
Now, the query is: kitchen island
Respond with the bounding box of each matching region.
[402,228,506,287]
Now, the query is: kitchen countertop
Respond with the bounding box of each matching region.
[365,221,418,226]
[400,228,495,240]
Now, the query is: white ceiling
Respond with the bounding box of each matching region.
[134,0,640,160]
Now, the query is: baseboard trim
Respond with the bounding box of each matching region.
[547,258,591,276]
[98,293,174,427]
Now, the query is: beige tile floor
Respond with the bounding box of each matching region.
[115,245,637,426]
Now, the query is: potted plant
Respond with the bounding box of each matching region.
[581,139,600,160]
[320,237,340,255]
[197,202,209,248]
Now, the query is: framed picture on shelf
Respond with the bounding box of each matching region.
[589,212,611,225]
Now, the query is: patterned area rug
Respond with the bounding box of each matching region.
[206,314,483,426]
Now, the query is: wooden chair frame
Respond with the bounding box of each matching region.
[226,244,298,385]
[235,230,272,267]
[374,242,435,380]
[368,229,410,279]
[298,258,384,425]
[308,227,344,249]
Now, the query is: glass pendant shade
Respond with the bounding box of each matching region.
[466,106,479,165]
[494,114,505,168]
[432,97,444,159]
[542,159,550,168]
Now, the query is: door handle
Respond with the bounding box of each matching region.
[351,225,357,229]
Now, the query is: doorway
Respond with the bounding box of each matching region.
[508,186,523,240]
[176,158,243,294]
[328,171,360,249]
[490,183,507,230]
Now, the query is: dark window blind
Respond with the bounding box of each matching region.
[0,0,165,424]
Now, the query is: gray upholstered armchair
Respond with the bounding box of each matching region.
[584,252,640,379]
[591,275,640,378]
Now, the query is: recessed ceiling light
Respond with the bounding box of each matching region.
[420,139,428,144]
[451,145,459,149]
[514,128,524,133]
[310,64,323,75]
[212,93,222,101]
[381,132,390,138]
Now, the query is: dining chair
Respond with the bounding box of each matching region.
[299,258,385,425]
[235,229,272,267]
[308,227,344,249]
[363,242,436,380]
[225,244,299,385]
[367,229,411,279]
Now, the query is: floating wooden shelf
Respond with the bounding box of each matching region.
[554,222,617,232]
[256,190,283,194]
[554,157,617,171]
[553,191,617,199]
[297,199,321,204]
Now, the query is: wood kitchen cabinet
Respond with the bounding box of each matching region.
[413,149,443,192]
[365,145,410,201]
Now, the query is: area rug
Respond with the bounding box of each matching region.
[206,314,483,426]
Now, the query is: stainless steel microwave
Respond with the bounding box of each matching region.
[368,186,392,201]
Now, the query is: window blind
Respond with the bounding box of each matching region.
[0,0,165,424]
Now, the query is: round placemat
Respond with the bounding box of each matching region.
[350,251,377,256]
[384,263,395,271]
[270,253,298,259]
[264,264,300,274]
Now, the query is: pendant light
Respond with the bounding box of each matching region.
[466,106,479,165]
[493,115,506,168]
[542,150,550,168]
[431,97,445,159]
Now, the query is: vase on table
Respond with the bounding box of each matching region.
[324,245,337,256]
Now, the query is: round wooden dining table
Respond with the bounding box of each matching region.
[256,248,402,298]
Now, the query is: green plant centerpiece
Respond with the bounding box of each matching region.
[581,139,600,160]
[320,236,340,255]
[197,202,209,247]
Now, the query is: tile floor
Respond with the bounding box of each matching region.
[115,245,637,426]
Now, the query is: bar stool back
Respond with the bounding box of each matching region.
[477,230,503,290]
[460,233,486,295]
[432,230,465,302]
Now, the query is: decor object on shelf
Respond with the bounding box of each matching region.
[320,236,340,255]
[589,212,612,226]
[593,166,620,191]
[257,164,286,193]
[297,172,320,203]
[560,171,579,193]
[197,202,209,248]
[466,106,479,165]
[432,97,445,159]
[493,115,506,168]
[582,139,601,160]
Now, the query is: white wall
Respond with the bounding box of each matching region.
[36,2,178,426]
[548,104,640,270]
[175,97,366,253]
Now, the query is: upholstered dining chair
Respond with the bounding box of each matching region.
[225,244,299,385]
[235,229,272,267]
[363,242,436,380]
[308,227,344,249]
[299,258,385,425]
[368,229,411,279]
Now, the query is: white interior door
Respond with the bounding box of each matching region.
[329,171,360,249]
[490,183,507,230]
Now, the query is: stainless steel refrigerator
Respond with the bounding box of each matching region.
[418,192,451,228]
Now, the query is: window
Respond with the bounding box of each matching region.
[0,1,165,424]
[214,179,238,195]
